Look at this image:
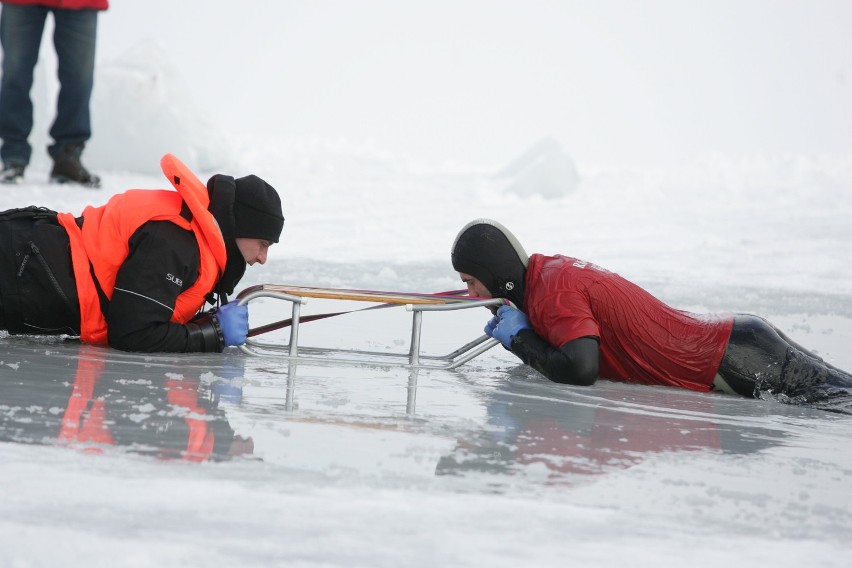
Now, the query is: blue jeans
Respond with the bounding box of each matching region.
[0,4,98,166]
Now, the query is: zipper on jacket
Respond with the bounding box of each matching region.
[18,241,75,311]
[16,250,31,276]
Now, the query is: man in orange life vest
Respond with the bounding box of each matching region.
[0,154,284,352]
[451,218,852,410]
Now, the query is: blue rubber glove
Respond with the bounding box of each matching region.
[486,305,531,349]
[484,314,499,337]
[212,381,244,404]
[214,302,249,347]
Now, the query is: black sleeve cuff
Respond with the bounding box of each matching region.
[186,315,225,353]
[510,329,599,386]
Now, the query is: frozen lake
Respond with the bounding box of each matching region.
[2,255,851,567]
[2,1,852,563]
[2,141,852,568]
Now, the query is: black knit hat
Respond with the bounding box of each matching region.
[451,219,529,308]
[232,175,284,243]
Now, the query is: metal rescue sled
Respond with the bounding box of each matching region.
[236,284,504,369]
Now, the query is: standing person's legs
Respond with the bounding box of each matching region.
[47,8,97,159]
[0,4,48,167]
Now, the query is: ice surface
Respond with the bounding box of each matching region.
[1,2,852,567]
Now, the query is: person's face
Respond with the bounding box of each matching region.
[459,272,492,298]
[236,238,272,266]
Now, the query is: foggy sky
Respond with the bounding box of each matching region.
[95,0,852,168]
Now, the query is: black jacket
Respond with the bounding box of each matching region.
[1,207,229,352]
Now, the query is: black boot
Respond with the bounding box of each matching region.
[0,161,25,184]
[50,143,101,188]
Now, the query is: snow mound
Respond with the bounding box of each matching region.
[495,137,580,198]
[86,40,235,176]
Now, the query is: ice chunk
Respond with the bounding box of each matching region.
[496,136,580,198]
[86,40,234,175]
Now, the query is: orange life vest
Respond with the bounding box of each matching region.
[56,154,227,345]
[58,346,217,462]
[165,378,216,462]
[58,351,113,452]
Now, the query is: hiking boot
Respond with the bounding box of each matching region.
[1,162,25,184]
[50,143,101,188]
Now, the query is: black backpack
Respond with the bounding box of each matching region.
[0,206,80,335]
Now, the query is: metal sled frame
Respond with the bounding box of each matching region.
[237,284,503,369]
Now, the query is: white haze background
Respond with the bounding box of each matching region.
[1,1,852,567]
[20,0,852,288]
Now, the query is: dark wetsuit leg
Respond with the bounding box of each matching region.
[717,315,852,401]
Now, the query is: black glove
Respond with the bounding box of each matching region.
[186,311,225,352]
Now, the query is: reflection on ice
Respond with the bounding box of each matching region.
[1,319,851,563]
[436,375,805,482]
[0,341,253,462]
[2,304,849,482]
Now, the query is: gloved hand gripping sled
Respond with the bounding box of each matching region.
[186,302,249,352]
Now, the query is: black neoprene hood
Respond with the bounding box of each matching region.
[451,218,529,308]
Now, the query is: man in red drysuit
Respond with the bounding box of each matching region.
[450,218,852,410]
